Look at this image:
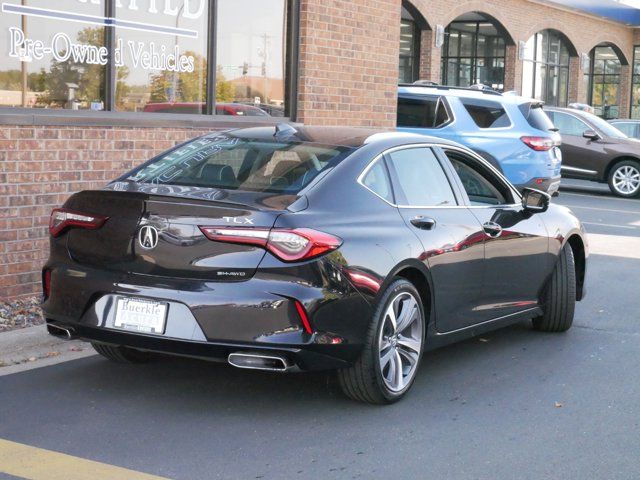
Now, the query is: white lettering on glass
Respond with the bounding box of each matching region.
[8,28,194,72]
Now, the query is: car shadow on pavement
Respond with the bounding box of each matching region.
[1,320,574,412]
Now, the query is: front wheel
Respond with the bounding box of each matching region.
[532,244,576,332]
[608,160,640,197]
[338,279,425,404]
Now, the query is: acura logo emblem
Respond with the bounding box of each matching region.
[138,225,159,250]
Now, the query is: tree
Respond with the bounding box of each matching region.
[38,27,109,108]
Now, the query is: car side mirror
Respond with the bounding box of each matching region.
[583,129,600,141]
[522,188,550,214]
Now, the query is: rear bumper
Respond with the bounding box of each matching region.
[46,320,349,370]
[515,175,561,195]
[42,259,373,371]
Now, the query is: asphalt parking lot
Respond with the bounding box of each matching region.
[1,178,639,480]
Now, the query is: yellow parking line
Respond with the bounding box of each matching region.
[0,438,170,480]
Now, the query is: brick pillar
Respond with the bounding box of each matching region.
[619,64,631,118]
[418,29,434,81]
[568,56,582,105]
[504,44,518,92]
[296,0,401,127]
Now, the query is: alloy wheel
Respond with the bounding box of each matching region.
[612,165,640,195]
[377,292,423,392]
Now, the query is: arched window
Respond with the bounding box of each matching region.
[521,30,572,106]
[441,13,507,90]
[588,45,623,119]
[399,2,426,83]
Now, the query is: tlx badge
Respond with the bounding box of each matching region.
[223,217,254,225]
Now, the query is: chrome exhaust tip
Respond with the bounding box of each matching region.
[228,352,292,372]
[47,323,76,340]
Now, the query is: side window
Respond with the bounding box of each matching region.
[386,148,457,207]
[397,95,449,128]
[551,112,590,136]
[361,160,393,203]
[445,151,513,206]
[460,98,511,128]
[613,122,634,137]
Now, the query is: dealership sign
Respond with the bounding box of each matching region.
[2,1,204,72]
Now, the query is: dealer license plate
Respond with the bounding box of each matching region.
[114,297,167,334]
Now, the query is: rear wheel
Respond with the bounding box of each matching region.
[91,342,152,363]
[608,160,640,197]
[338,279,425,404]
[532,244,576,332]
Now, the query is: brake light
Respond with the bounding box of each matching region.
[49,208,108,237]
[43,269,51,299]
[521,136,556,151]
[199,226,342,262]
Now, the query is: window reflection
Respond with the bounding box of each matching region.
[441,19,506,90]
[588,45,621,119]
[521,30,570,107]
[216,0,286,117]
[0,0,106,110]
[115,1,209,113]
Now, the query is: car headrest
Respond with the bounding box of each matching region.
[201,164,236,186]
[271,160,302,179]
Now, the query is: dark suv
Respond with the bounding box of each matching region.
[546,107,640,197]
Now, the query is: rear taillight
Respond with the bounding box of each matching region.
[198,226,342,262]
[49,208,108,237]
[43,269,51,299]
[520,136,556,151]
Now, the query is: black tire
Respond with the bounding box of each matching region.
[607,160,640,198]
[532,244,576,332]
[337,279,425,404]
[91,342,152,363]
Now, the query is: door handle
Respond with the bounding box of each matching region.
[410,216,436,230]
[482,221,502,237]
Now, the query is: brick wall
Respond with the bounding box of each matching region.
[297,0,400,127]
[0,126,212,299]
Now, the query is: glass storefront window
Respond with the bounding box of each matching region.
[0,0,294,117]
[631,46,640,119]
[216,0,287,116]
[441,20,506,90]
[399,19,418,84]
[521,30,570,106]
[0,0,106,110]
[114,1,209,113]
[398,4,421,84]
[588,45,622,119]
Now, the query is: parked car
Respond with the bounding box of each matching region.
[546,107,640,197]
[609,119,640,139]
[43,125,587,404]
[143,102,270,116]
[397,84,562,194]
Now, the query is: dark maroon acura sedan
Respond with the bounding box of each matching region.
[43,125,587,403]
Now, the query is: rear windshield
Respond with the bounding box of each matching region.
[519,103,555,131]
[124,135,353,194]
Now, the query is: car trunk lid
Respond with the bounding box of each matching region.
[64,187,298,280]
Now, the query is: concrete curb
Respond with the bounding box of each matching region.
[0,325,96,377]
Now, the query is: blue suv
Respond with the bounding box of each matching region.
[397,85,562,194]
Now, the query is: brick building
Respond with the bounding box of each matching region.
[1,0,639,299]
